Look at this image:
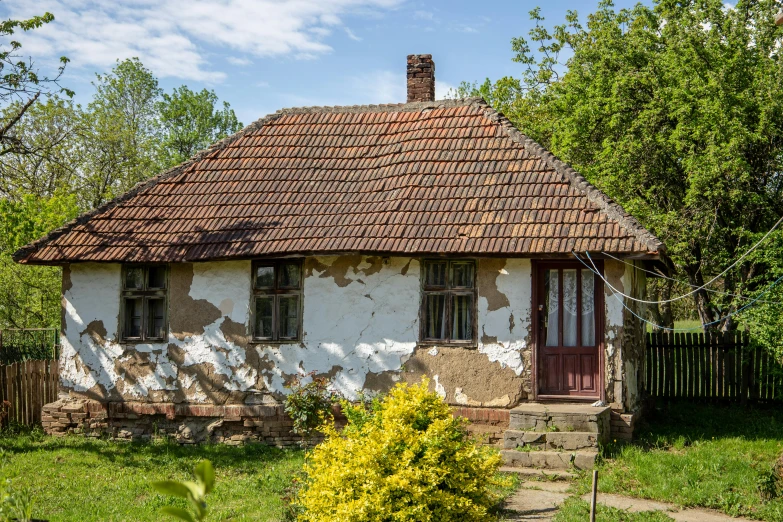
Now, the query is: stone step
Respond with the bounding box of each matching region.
[501,449,598,470]
[509,403,610,442]
[498,466,576,480]
[503,429,600,451]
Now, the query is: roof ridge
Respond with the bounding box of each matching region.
[267,97,482,115]
[12,97,481,263]
[475,99,665,254]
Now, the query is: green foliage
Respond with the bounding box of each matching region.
[82,58,162,208]
[0,479,34,522]
[157,85,242,168]
[0,97,85,198]
[468,0,783,336]
[0,55,241,330]
[284,372,340,438]
[0,11,72,157]
[153,460,215,522]
[295,378,507,522]
[0,193,78,329]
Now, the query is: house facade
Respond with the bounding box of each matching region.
[17,55,661,445]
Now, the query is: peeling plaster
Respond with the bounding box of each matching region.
[476,258,532,378]
[258,256,421,400]
[60,255,651,413]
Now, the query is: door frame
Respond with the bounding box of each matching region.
[530,259,606,402]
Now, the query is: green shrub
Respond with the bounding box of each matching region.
[295,378,507,522]
[284,372,340,438]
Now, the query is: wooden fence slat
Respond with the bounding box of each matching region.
[644,330,782,404]
[687,332,694,399]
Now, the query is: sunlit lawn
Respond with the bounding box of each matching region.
[576,403,783,521]
[0,430,304,521]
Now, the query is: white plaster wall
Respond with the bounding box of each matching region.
[61,261,255,401]
[62,256,537,405]
[61,263,123,396]
[257,256,421,399]
[476,258,531,375]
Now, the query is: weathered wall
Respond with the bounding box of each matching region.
[404,258,532,407]
[60,256,533,408]
[603,259,646,411]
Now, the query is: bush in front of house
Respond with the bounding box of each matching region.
[295,379,506,522]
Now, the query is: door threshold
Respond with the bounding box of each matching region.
[536,395,600,402]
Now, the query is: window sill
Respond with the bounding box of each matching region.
[120,338,167,345]
[247,339,303,346]
[417,340,478,349]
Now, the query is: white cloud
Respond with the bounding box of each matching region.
[345,28,362,41]
[2,0,402,82]
[227,56,252,66]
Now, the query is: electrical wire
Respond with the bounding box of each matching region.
[581,214,783,305]
[573,252,783,332]
[600,250,783,305]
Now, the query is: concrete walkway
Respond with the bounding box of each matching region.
[502,479,757,522]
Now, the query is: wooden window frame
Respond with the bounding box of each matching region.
[120,264,169,343]
[419,259,477,347]
[251,259,304,343]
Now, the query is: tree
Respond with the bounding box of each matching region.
[0,12,71,156]
[460,0,783,334]
[157,86,242,168]
[0,192,79,328]
[82,58,161,208]
[0,97,85,199]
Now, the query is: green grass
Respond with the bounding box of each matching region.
[646,319,703,333]
[580,403,783,521]
[0,428,522,521]
[553,497,674,521]
[0,429,304,521]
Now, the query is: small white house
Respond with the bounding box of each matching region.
[17,55,663,445]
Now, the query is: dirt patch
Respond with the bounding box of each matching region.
[605,259,625,296]
[363,370,398,393]
[402,346,526,407]
[80,320,108,345]
[315,255,364,287]
[169,263,222,340]
[220,317,249,348]
[478,259,511,311]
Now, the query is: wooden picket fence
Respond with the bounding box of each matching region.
[0,360,59,427]
[645,331,783,403]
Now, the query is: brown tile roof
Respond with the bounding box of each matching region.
[14,98,663,265]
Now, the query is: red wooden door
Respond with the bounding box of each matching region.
[536,263,603,398]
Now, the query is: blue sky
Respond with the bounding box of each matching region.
[5,0,647,125]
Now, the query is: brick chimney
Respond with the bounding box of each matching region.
[407,54,435,103]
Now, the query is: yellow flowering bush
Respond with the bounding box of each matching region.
[296,379,506,522]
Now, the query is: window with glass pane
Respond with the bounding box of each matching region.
[252,260,303,341]
[421,260,476,344]
[121,265,168,341]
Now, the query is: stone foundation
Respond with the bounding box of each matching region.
[609,410,639,441]
[42,400,510,446]
[42,399,309,446]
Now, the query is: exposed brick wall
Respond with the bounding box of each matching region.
[42,399,506,447]
[452,406,510,446]
[610,410,638,441]
[407,54,435,102]
[42,399,311,446]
